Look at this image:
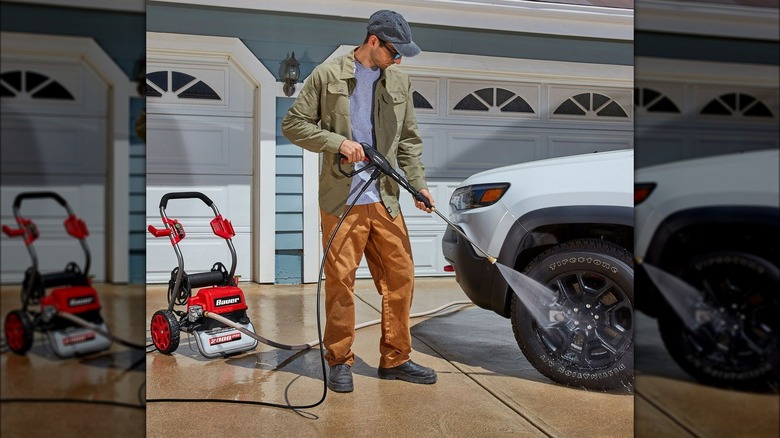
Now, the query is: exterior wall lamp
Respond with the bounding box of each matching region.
[283,52,300,97]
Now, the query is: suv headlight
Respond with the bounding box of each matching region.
[450,183,510,212]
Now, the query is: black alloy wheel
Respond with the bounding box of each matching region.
[511,238,634,391]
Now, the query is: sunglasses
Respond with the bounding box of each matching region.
[378,39,402,60]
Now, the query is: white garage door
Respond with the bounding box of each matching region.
[1,55,108,283]
[145,57,255,283]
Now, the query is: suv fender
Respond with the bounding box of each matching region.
[492,205,634,317]
[642,206,778,265]
[637,205,779,317]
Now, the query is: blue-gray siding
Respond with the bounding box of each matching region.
[1,3,145,77]
[275,98,303,284]
[635,31,779,65]
[129,97,146,284]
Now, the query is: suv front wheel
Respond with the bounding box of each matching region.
[658,252,779,390]
[511,238,634,391]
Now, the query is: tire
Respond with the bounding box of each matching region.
[5,310,35,354]
[150,310,180,354]
[658,252,779,390]
[511,239,634,391]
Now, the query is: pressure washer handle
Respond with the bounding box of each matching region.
[147,225,172,237]
[337,154,372,177]
[2,225,25,237]
[159,192,215,209]
[405,183,433,210]
[357,142,434,210]
[12,191,69,211]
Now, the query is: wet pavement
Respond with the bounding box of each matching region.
[1,284,146,438]
[634,312,779,438]
[145,278,634,437]
[4,277,775,437]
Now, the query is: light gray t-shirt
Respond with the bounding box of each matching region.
[346,61,382,206]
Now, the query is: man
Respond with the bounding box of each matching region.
[282,10,437,393]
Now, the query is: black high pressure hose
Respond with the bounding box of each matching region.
[146,145,480,412]
[145,163,383,412]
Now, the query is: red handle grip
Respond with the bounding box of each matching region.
[210,215,235,239]
[2,225,25,237]
[64,215,89,239]
[148,224,172,237]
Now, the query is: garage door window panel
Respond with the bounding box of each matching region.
[146,70,221,101]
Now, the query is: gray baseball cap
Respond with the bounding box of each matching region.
[366,10,421,58]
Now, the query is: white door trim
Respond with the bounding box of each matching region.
[146,32,278,283]
[1,31,130,282]
[151,0,633,40]
[326,45,633,87]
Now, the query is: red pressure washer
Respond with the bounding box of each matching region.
[148,192,260,358]
[2,192,112,357]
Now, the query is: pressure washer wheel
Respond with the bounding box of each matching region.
[658,252,779,390]
[4,310,34,354]
[151,310,180,354]
[511,238,635,391]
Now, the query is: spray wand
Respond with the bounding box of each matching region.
[340,143,497,264]
[339,143,559,325]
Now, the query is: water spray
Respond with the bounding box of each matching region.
[341,143,559,324]
[640,261,719,332]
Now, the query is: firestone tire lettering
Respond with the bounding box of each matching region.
[513,238,634,391]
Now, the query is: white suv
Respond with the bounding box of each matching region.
[634,149,779,389]
[442,150,634,391]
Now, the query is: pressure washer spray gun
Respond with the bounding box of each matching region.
[339,142,497,264]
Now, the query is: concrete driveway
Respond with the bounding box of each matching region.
[634,312,779,438]
[1,284,146,438]
[4,279,775,437]
[145,278,633,437]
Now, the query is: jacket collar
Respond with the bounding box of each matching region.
[338,49,358,80]
[340,48,401,88]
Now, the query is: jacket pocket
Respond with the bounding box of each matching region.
[327,82,350,116]
[379,89,406,134]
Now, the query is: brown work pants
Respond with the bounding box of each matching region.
[320,203,415,369]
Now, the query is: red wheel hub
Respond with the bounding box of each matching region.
[5,313,25,351]
[151,313,171,351]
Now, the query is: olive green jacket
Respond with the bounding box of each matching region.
[281,49,427,218]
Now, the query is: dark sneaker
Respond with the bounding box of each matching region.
[377,360,437,384]
[327,364,354,393]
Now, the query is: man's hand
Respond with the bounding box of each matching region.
[339,139,365,163]
[415,188,435,213]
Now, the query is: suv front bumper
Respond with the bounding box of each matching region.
[441,225,510,318]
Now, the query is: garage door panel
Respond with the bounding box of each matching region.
[634,135,688,168]
[399,191,441,229]
[355,231,441,278]
[1,60,108,117]
[146,185,251,283]
[1,116,106,176]
[146,62,255,117]
[548,135,632,157]
[418,130,439,173]
[146,115,252,175]
[446,129,539,172]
